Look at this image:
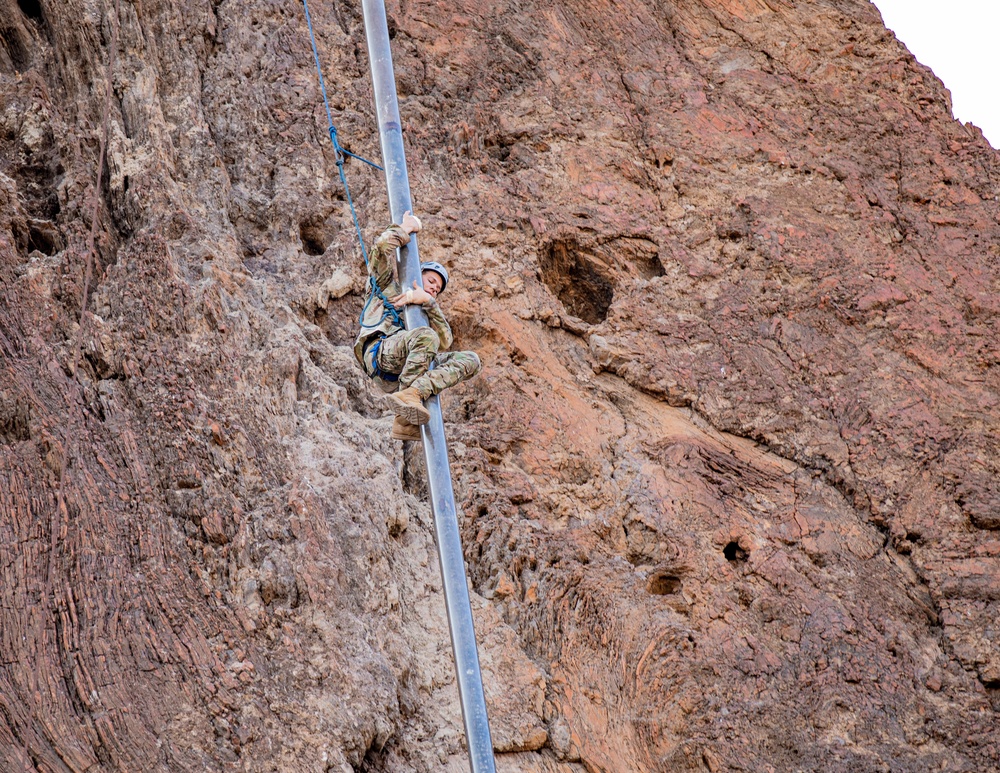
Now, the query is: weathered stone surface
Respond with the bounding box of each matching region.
[1,0,998,770]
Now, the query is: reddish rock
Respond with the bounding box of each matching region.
[1,0,999,771]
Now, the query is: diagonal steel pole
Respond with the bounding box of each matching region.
[360,2,497,771]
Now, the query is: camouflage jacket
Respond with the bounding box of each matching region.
[353,224,453,365]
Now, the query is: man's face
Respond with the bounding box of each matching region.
[422,270,444,298]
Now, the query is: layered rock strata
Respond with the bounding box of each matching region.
[1,0,998,770]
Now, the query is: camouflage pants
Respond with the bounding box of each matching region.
[364,326,481,399]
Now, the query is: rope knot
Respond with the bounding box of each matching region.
[329,126,345,166]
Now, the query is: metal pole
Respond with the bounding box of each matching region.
[360,3,497,771]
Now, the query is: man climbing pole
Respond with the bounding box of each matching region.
[353,211,481,441]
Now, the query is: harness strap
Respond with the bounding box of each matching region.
[368,337,400,382]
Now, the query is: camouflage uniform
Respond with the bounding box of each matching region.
[353,225,481,399]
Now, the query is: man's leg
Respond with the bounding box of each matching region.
[376,326,440,395]
[408,350,482,398]
[378,327,440,425]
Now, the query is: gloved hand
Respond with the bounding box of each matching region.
[390,280,434,307]
[400,210,422,235]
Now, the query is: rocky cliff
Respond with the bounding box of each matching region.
[1,0,998,770]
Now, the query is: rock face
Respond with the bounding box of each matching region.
[1,0,998,770]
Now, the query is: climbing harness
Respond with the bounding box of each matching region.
[300,0,404,331]
[366,337,400,382]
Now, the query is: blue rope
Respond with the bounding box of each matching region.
[301,0,382,172]
[300,0,404,331]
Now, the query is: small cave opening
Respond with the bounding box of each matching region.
[0,399,30,443]
[299,219,330,257]
[986,680,1000,712]
[539,238,614,324]
[647,573,682,596]
[27,221,61,256]
[723,541,748,562]
[17,0,43,20]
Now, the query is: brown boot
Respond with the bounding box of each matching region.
[391,416,422,442]
[384,386,431,425]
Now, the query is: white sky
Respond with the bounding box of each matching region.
[871,0,1000,148]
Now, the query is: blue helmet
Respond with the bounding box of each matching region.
[420,261,449,292]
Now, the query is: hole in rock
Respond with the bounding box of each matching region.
[299,219,330,256]
[355,736,396,773]
[0,398,30,443]
[17,0,42,20]
[986,681,1000,712]
[647,573,682,596]
[723,541,748,562]
[27,221,61,256]
[486,140,511,162]
[539,238,614,324]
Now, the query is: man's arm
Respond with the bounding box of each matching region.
[368,225,409,291]
[423,299,453,351]
[368,211,422,290]
[388,281,455,350]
